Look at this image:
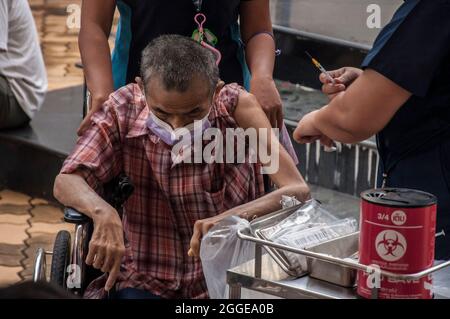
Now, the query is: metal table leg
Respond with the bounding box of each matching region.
[255,244,262,278]
[228,284,242,299]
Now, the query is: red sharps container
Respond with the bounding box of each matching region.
[358,188,437,299]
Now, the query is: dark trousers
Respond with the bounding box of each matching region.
[108,288,162,299]
[0,75,30,129]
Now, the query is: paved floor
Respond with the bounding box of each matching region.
[30,0,118,91]
[30,0,84,90]
[0,189,73,287]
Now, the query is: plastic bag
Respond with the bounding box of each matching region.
[279,195,302,209]
[200,214,301,298]
[200,216,254,299]
[431,261,450,299]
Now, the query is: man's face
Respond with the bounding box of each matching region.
[143,76,214,129]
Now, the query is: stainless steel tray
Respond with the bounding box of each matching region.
[306,232,359,287]
[239,227,450,284]
[249,204,307,277]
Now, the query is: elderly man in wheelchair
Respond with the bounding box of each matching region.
[35,35,310,299]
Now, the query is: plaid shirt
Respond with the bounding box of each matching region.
[61,83,298,299]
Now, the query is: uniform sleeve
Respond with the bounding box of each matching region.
[362,1,450,98]
[0,0,9,50]
[60,101,124,193]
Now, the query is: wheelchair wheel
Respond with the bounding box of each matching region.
[50,230,71,288]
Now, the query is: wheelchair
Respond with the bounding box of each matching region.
[32,61,135,295]
[32,174,134,296]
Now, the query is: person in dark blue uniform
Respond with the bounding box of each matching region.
[77,0,285,135]
[293,0,450,260]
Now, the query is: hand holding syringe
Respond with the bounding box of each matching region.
[303,54,364,152]
[305,51,336,85]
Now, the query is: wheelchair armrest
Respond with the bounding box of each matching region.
[64,207,91,224]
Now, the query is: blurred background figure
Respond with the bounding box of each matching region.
[0,0,47,130]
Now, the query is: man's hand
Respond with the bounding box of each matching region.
[77,95,108,136]
[320,67,363,100]
[250,75,284,129]
[188,214,230,258]
[293,110,334,147]
[86,208,125,291]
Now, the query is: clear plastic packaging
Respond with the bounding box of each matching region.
[261,201,358,272]
[273,218,358,271]
[260,199,339,240]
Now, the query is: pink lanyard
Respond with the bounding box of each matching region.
[194,13,222,66]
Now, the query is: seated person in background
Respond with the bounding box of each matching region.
[0,0,47,129]
[54,35,310,299]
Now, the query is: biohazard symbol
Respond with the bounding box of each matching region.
[375,230,407,262]
[378,233,405,256]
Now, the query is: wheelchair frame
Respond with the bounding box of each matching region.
[33,174,134,295]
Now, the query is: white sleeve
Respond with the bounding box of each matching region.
[0,0,9,50]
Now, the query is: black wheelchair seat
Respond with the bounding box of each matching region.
[64,208,90,224]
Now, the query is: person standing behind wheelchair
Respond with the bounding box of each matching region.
[77,0,293,144]
[293,0,450,260]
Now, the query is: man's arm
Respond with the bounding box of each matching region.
[232,91,310,214]
[77,0,116,135]
[189,91,310,256]
[54,100,125,291]
[54,173,124,292]
[240,0,283,128]
[294,69,412,144]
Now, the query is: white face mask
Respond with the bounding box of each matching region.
[146,111,211,146]
[142,87,216,145]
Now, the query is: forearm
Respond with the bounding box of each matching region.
[224,183,309,220]
[53,173,115,222]
[314,93,371,144]
[313,69,411,144]
[245,35,276,79]
[79,26,114,102]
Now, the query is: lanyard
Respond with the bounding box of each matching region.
[192,0,203,12]
[190,0,221,65]
[193,13,221,65]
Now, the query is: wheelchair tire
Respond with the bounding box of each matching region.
[50,230,71,288]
